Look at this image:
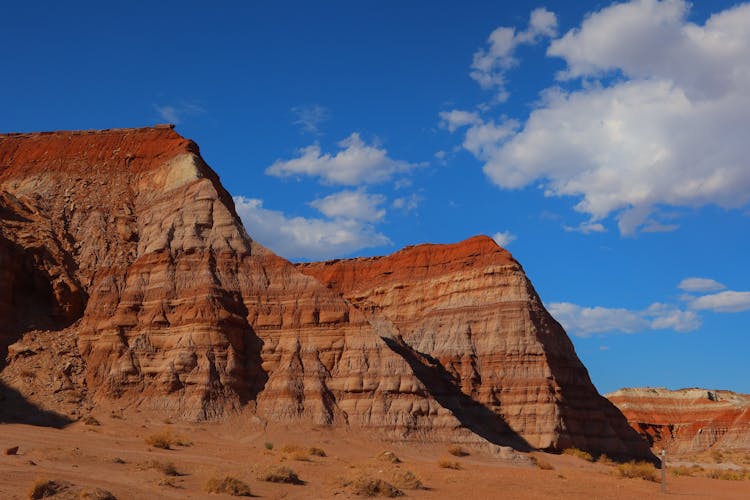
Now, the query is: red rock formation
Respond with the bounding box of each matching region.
[0,126,652,460]
[297,238,652,457]
[607,388,750,453]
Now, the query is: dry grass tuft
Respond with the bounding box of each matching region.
[706,468,746,481]
[530,455,554,470]
[205,476,252,496]
[78,487,118,499]
[309,447,327,457]
[562,448,594,462]
[615,461,658,482]
[144,429,192,449]
[447,445,469,457]
[83,415,101,426]
[27,479,69,499]
[140,460,180,476]
[437,457,461,470]
[259,465,301,484]
[389,470,424,490]
[375,451,401,464]
[350,477,404,497]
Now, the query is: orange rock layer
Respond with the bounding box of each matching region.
[1,126,651,460]
[607,388,750,453]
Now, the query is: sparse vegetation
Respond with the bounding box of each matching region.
[615,461,658,482]
[530,455,554,470]
[112,457,126,464]
[140,460,180,476]
[264,441,274,450]
[563,447,594,462]
[259,465,301,484]
[144,429,192,449]
[83,415,101,426]
[711,450,724,463]
[375,451,401,464]
[205,476,252,496]
[437,457,461,470]
[351,477,404,497]
[309,446,327,457]
[447,445,469,457]
[389,470,424,490]
[27,479,69,499]
[78,487,118,499]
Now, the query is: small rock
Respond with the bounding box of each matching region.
[4,446,19,455]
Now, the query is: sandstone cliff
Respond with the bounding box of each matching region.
[0,126,651,460]
[607,387,750,454]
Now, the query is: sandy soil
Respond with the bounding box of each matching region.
[1,411,747,499]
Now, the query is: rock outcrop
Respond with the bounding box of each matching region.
[1,126,652,460]
[297,239,652,457]
[607,387,750,453]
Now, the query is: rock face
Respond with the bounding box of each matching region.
[607,388,750,453]
[1,126,651,459]
[296,240,652,457]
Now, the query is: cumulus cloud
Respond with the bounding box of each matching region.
[689,290,750,313]
[492,230,516,247]
[233,196,389,260]
[452,1,750,234]
[470,7,558,101]
[309,190,386,222]
[678,277,726,293]
[549,301,700,337]
[291,104,329,134]
[439,110,481,132]
[266,133,423,185]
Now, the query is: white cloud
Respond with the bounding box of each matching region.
[266,133,423,185]
[453,1,750,234]
[689,290,750,313]
[309,190,385,222]
[439,110,481,132]
[154,102,204,124]
[470,7,558,101]
[678,277,726,293]
[492,230,516,247]
[292,104,329,134]
[392,193,422,212]
[233,196,389,260]
[563,221,606,234]
[549,301,700,337]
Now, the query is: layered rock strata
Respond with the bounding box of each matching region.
[1,126,651,459]
[297,238,652,456]
[607,387,750,453]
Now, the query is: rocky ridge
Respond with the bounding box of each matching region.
[607,387,750,453]
[1,126,651,460]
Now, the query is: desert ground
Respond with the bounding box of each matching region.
[1,410,748,499]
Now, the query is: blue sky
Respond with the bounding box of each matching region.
[2,1,749,395]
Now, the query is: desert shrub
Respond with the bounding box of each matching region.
[390,470,423,490]
[205,476,252,496]
[112,457,126,464]
[78,488,117,499]
[596,454,613,465]
[259,465,301,484]
[437,457,461,470]
[706,468,745,481]
[351,477,403,497]
[670,465,696,477]
[375,451,401,464]
[309,447,327,457]
[615,461,657,482]
[153,461,179,476]
[562,448,594,462]
[28,479,68,499]
[83,416,101,426]
[145,431,173,450]
[710,450,724,463]
[447,445,469,457]
[530,455,554,470]
[264,441,274,450]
